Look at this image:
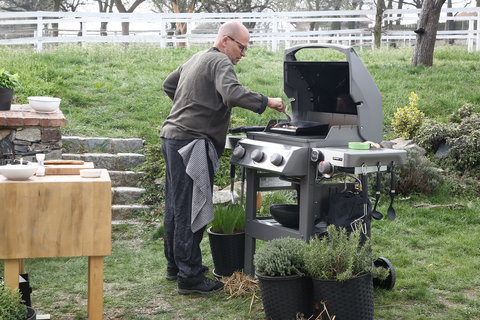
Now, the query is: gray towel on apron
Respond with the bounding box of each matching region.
[179,139,219,232]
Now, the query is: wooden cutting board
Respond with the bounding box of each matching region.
[44,160,85,165]
[45,162,94,175]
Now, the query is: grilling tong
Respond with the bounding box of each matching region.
[370,161,397,221]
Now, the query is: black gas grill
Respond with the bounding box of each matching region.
[229,44,407,281]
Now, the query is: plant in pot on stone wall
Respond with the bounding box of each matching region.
[0,285,36,320]
[207,204,246,277]
[304,224,389,320]
[254,237,312,320]
[0,69,19,111]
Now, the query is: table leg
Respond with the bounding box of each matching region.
[4,259,21,292]
[88,256,104,320]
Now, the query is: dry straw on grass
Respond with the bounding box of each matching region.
[296,302,335,320]
[220,271,260,312]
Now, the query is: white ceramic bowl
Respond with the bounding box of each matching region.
[0,164,38,181]
[28,96,61,113]
[80,169,102,178]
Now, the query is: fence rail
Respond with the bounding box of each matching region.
[0,7,478,52]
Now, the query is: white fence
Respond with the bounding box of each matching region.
[0,7,479,52]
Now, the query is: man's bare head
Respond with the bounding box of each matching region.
[214,21,249,65]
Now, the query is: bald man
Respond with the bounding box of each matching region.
[160,21,285,295]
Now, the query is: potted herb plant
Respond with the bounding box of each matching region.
[0,69,19,111]
[304,224,389,320]
[0,285,36,320]
[254,237,312,320]
[207,204,246,277]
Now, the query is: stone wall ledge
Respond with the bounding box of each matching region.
[0,104,67,128]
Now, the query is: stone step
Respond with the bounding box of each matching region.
[62,136,144,154]
[112,204,150,220]
[109,170,144,187]
[112,187,145,205]
[62,153,145,171]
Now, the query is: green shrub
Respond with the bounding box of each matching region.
[210,204,245,234]
[414,118,457,153]
[140,141,165,220]
[446,125,480,171]
[414,108,480,175]
[391,92,425,139]
[448,103,475,123]
[254,237,307,277]
[397,149,444,196]
[0,286,27,320]
[258,191,296,216]
[304,225,387,282]
[0,69,19,89]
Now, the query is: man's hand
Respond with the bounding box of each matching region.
[267,98,286,113]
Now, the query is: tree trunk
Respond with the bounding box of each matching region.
[114,0,145,36]
[411,0,447,67]
[171,0,197,47]
[374,0,386,48]
[386,0,393,27]
[52,0,61,37]
[446,0,454,44]
[97,0,114,36]
[396,0,404,26]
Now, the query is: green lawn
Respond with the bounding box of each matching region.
[1,43,479,319]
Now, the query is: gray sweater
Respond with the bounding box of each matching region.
[161,47,268,156]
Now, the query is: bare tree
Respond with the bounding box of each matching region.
[96,0,115,36]
[0,0,52,11]
[411,0,446,66]
[171,0,197,35]
[113,0,146,35]
[200,0,274,29]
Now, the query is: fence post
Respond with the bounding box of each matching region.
[36,15,43,52]
[271,16,278,51]
[186,21,192,48]
[467,18,474,52]
[81,19,87,48]
[477,12,480,52]
[159,17,166,49]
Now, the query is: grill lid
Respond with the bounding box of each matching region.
[283,44,383,143]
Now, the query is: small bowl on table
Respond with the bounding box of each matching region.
[0,164,38,181]
[28,96,61,113]
[80,169,103,178]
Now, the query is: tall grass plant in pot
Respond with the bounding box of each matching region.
[207,204,246,277]
[254,237,313,320]
[0,69,19,111]
[304,224,388,320]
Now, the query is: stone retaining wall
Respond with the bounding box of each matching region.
[0,104,66,163]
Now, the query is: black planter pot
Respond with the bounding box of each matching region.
[207,227,245,277]
[312,273,373,320]
[0,88,13,111]
[26,306,36,320]
[257,273,313,320]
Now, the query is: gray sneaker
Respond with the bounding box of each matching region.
[178,276,223,295]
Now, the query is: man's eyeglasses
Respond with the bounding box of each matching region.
[227,35,248,53]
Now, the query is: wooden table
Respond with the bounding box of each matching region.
[0,170,112,320]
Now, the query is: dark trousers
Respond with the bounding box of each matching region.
[161,138,214,283]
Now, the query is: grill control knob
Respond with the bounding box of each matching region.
[270,153,283,166]
[318,161,334,176]
[233,145,246,158]
[251,149,264,162]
